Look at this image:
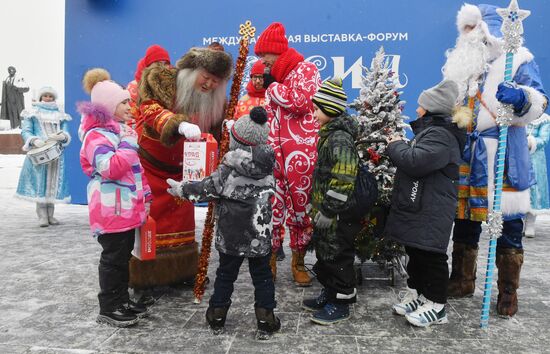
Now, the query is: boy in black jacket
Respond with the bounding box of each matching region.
[385,80,467,327]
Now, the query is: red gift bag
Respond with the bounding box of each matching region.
[133,216,156,260]
[183,133,218,182]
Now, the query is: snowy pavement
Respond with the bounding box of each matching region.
[1,154,549,353]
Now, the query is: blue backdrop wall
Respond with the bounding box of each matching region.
[65,0,549,204]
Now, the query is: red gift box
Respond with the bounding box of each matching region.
[133,216,156,260]
[182,133,219,182]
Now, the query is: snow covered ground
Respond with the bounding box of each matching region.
[1,154,550,353]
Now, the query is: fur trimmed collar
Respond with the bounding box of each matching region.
[77,101,120,135]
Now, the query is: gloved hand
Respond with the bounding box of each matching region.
[166,178,183,197]
[527,135,537,154]
[178,121,201,141]
[33,138,45,148]
[314,211,333,229]
[49,131,67,142]
[224,119,235,132]
[496,81,527,111]
[262,73,276,89]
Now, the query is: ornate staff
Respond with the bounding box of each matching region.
[480,0,530,329]
[194,21,256,303]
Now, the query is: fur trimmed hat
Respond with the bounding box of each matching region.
[230,106,269,150]
[176,47,233,80]
[255,22,289,55]
[418,80,459,115]
[82,68,130,116]
[37,86,58,101]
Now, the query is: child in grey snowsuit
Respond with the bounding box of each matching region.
[167,107,280,338]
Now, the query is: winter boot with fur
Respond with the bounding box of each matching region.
[291,251,312,287]
[447,242,478,298]
[524,212,536,238]
[206,306,229,335]
[496,247,524,317]
[254,307,281,340]
[270,252,277,281]
[36,203,49,227]
[47,203,60,225]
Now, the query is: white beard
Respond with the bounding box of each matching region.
[174,68,227,133]
[442,26,497,102]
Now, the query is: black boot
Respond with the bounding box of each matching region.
[206,306,229,335]
[255,307,281,340]
[136,288,156,306]
[125,300,151,318]
[97,306,139,327]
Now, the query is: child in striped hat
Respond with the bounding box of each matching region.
[304,77,363,325]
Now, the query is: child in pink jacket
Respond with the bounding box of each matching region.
[78,68,152,328]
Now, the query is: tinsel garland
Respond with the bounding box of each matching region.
[193,34,251,303]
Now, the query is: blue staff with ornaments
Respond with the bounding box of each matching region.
[480,0,530,329]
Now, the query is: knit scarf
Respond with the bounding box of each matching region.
[270,48,304,83]
[246,80,266,98]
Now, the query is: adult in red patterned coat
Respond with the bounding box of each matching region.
[234,60,267,120]
[255,22,321,286]
[130,47,232,297]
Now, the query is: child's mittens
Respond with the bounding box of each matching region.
[166,178,183,197]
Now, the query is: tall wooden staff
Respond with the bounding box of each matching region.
[194,21,256,303]
[480,0,530,329]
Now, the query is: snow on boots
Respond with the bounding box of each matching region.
[254,307,281,340]
[206,306,229,335]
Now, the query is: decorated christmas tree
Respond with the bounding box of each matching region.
[350,46,408,263]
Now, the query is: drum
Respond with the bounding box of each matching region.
[27,140,63,166]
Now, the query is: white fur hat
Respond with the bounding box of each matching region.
[37,86,58,101]
[456,3,482,34]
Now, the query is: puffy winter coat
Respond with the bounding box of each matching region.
[310,114,359,259]
[384,113,466,254]
[179,145,275,257]
[78,102,152,237]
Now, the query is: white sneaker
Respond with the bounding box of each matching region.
[405,300,448,327]
[392,288,424,316]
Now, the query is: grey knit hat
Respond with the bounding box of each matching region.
[230,106,269,150]
[417,80,459,115]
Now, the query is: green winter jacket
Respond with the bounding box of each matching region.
[310,114,359,259]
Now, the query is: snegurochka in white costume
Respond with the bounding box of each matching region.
[15,86,72,227]
[443,3,547,317]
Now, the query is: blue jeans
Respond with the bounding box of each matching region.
[453,218,523,249]
[209,252,276,310]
